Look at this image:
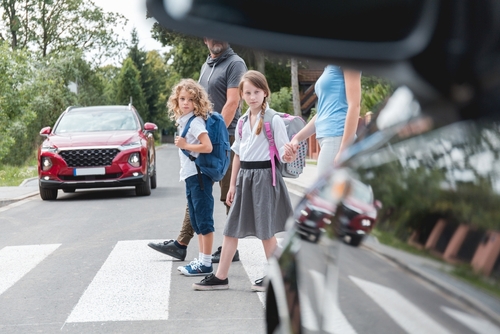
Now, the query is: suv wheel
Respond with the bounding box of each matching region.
[40,186,58,200]
[150,156,157,189]
[347,234,363,247]
[135,163,152,196]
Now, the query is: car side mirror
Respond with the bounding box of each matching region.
[144,123,158,132]
[374,200,383,210]
[39,127,51,137]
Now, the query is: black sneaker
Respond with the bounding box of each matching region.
[211,246,240,263]
[147,240,187,261]
[251,276,266,292]
[192,274,229,290]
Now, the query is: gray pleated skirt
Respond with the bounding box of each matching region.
[223,164,292,240]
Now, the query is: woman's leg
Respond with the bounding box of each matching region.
[215,236,238,279]
[317,136,342,176]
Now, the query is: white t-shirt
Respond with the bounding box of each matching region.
[232,111,289,161]
[177,112,208,181]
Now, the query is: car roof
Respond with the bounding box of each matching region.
[66,105,135,113]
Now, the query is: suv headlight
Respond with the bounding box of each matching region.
[128,152,141,167]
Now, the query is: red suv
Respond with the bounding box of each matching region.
[37,105,157,200]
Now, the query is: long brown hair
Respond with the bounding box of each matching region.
[238,70,270,135]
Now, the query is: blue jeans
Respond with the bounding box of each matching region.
[185,173,215,235]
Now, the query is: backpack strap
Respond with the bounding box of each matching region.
[263,109,280,187]
[180,115,204,190]
[180,115,197,159]
[237,114,247,139]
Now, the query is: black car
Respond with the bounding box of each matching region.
[147,1,500,333]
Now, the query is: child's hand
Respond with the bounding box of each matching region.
[226,186,236,206]
[284,143,296,155]
[175,136,186,149]
[283,149,297,163]
[283,144,297,163]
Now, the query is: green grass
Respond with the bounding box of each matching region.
[452,264,500,299]
[371,229,445,261]
[0,164,38,186]
[372,228,500,299]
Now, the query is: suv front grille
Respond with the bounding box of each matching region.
[60,149,120,167]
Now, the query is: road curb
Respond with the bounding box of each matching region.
[0,191,39,208]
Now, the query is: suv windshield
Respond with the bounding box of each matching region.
[55,110,138,133]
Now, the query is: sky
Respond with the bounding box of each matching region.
[92,0,170,54]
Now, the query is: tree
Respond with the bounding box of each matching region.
[151,24,206,80]
[290,58,301,117]
[0,0,127,62]
[361,75,394,115]
[142,50,171,135]
[115,57,147,120]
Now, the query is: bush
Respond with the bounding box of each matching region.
[269,87,293,114]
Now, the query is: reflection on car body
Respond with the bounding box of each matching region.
[147,0,500,333]
[38,105,158,200]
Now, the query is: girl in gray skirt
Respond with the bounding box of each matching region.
[193,70,296,291]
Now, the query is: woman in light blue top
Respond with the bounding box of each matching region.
[289,65,361,175]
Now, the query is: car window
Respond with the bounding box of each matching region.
[350,180,374,204]
[55,110,138,133]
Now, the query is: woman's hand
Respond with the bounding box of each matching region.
[286,140,299,153]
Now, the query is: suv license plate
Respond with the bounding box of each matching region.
[74,167,105,176]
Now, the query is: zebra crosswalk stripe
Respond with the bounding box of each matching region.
[350,276,452,334]
[66,240,172,323]
[0,244,61,296]
[441,306,500,334]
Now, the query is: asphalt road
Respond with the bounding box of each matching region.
[0,144,497,333]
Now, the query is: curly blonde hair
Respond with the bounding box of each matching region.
[167,78,212,121]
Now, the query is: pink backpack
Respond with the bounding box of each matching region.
[238,108,308,186]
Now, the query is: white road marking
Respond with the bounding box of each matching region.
[350,276,452,334]
[239,238,356,333]
[441,306,500,334]
[66,240,172,322]
[0,244,61,295]
[238,238,269,305]
[309,269,357,334]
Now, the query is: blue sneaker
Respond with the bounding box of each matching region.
[177,258,199,272]
[180,260,213,276]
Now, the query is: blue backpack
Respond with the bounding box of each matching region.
[181,112,231,184]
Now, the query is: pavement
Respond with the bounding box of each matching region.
[1,163,499,325]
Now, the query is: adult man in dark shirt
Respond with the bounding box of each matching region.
[148,38,247,262]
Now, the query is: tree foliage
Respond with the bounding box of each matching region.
[151,23,206,81]
[361,75,394,115]
[115,57,147,119]
[0,0,127,62]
